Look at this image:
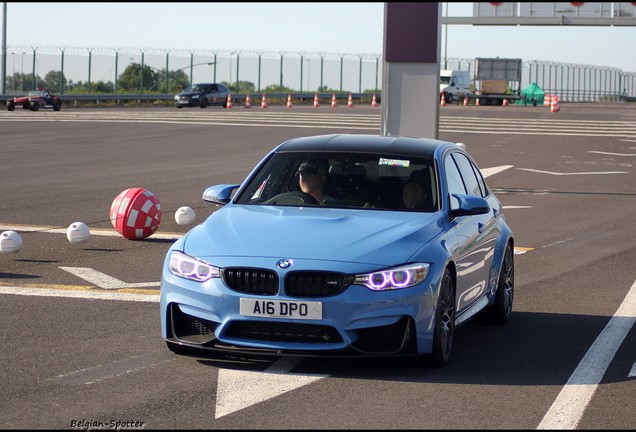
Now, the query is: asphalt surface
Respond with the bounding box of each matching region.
[1,102,635,429]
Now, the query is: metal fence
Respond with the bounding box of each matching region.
[444,58,636,102]
[3,45,636,102]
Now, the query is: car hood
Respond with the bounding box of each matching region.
[182,205,443,267]
[13,96,30,102]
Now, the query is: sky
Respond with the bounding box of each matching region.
[2,2,635,87]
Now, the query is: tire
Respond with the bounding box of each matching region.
[446,93,454,104]
[7,101,15,111]
[176,105,183,109]
[53,101,62,111]
[487,243,514,324]
[30,101,40,111]
[200,98,209,108]
[428,268,456,368]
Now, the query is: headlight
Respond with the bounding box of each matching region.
[174,95,179,100]
[354,264,429,291]
[169,250,220,282]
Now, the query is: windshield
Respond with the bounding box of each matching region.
[440,76,451,85]
[27,90,43,97]
[184,85,203,92]
[234,151,438,211]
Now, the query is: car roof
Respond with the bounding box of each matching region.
[276,134,456,158]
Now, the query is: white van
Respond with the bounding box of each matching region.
[439,70,472,104]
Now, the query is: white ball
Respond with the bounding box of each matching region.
[0,231,23,253]
[67,222,90,244]
[175,206,196,225]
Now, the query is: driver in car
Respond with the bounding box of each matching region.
[296,160,334,205]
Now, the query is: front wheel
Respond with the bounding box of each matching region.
[200,98,209,108]
[53,101,62,111]
[446,93,454,104]
[7,101,15,111]
[487,243,514,324]
[428,268,455,368]
[30,101,40,111]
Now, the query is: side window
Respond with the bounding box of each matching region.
[444,154,465,210]
[470,161,488,197]
[452,153,482,198]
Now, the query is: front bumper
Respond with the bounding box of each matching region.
[160,257,442,357]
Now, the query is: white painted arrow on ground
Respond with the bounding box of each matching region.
[59,267,160,289]
[215,356,328,419]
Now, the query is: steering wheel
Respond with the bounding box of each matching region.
[263,191,320,205]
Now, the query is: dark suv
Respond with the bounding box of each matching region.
[174,83,229,108]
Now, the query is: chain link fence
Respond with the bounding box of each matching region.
[3,45,636,102]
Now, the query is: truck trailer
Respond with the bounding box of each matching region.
[474,58,522,106]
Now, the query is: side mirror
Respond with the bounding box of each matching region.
[202,184,240,205]
[449,193,490,218]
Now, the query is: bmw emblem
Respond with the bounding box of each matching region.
[277,259,293,269]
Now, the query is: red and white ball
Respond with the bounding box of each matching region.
[110,188,162,240]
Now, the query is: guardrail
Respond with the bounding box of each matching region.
[0,93,382,105]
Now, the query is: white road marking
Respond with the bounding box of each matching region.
[0,224,183,240]
[59,266,160,289]
[44,350,174,385]
[0,286,159,302]
[517,168,628,176]
[481,165,513,178]
[538,278,636,429]
[588,151,636,157]
[215,356,328,419]
[503,206,532,209]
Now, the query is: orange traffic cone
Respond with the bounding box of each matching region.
[463,97,468,106]
[475,95,480,106]
[261,94,268,109]
[550,95,560,113]
[544,94,551,107]
[347,93,353,107]
[313,93,320,108]
[226,94,232,109]
[371,93,378,107]
[440,93,446,107]
[503,98,508,106]
[286,94,293,108]
[331,93,337,108]
[244,94,251,108]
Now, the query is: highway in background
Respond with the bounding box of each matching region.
[1,103,635,429]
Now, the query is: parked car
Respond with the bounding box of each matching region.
[7,88,62,111]
[160,134,514,367]
[174,83,229,108]
[439,70,472,104]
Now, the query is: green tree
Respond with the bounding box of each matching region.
[150,68,190,93]
[44,70,67,92]
[117,63,160,93]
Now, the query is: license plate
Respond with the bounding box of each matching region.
[240,298,322,320]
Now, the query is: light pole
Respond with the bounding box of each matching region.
[307,58,311,92]
[11,52,14,91]
[146,62,215,92]
[20,52,24,92]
